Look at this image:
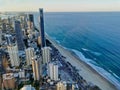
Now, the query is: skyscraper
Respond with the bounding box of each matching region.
[37,36,41,46]
[25,47,35,65]
[2,23,6,31]
[14,21,25,51]
[42,47,51,64]
[27,14,34,30]
[29,14,34,22]
[48,63,58,81]
[32,57,42,81]
[39,8,46,47]
[0,29,2,44]
[7,45,20,67]
[5,35,12,46]
[8,17,12,25]
[23,15,28,29]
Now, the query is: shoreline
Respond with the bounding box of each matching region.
[46,35,118,90]
[69,49,119,89]
[68,49,120,88]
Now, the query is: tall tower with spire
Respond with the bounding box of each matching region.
[39,8,46,48]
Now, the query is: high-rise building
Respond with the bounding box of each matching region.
[29,14,34,29]
[27,14,34,30]
[5,35,12,46]
[29,14,34,22]
[42,47,51,64]
[39,8,46,47]
[2,23,6,31]
[8,17,12,25]
[20,15,28,29]
[14,20,25,51]
[7,45,20,67]
[0,50,7,74]
[32,57,42,81]
[48,63,58,81]
[37,36,41,46]
[25,47,35,65]
[0,29,2,44]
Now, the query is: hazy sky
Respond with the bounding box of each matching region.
[0,0,120,12]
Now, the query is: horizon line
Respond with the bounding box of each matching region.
[1,10,120,13]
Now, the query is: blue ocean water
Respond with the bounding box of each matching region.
[34,12,120,87]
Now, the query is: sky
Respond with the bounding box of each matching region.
[0,0,120,12]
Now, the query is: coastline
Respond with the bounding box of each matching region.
[46,35,118,90]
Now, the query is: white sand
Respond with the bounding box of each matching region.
[48,37,118,90]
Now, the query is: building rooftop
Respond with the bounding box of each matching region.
[3,73,14,80]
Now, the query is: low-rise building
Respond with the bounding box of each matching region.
[19,69,25,78]
[20,85,36,90]
[2,73,16,89]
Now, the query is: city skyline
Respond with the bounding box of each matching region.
[0,0,120,12]
[0,8,119,90]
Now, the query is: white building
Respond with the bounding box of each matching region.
[37,36,41,45]
[7,45,20,67]
[56,81,67,90]
[5,34,12,45]
[48,63,58,81]
[20,85,35,90]
[57,81,76,90]
[42,47,51,64]
[19,70,25,78]
[32,57,42,81]
[25,47,35,65]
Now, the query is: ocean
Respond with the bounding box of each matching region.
[34,12,120,87]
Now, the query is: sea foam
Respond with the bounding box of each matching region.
[71,49,120,89]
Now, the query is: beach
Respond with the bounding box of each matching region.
[46,36,118,90]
